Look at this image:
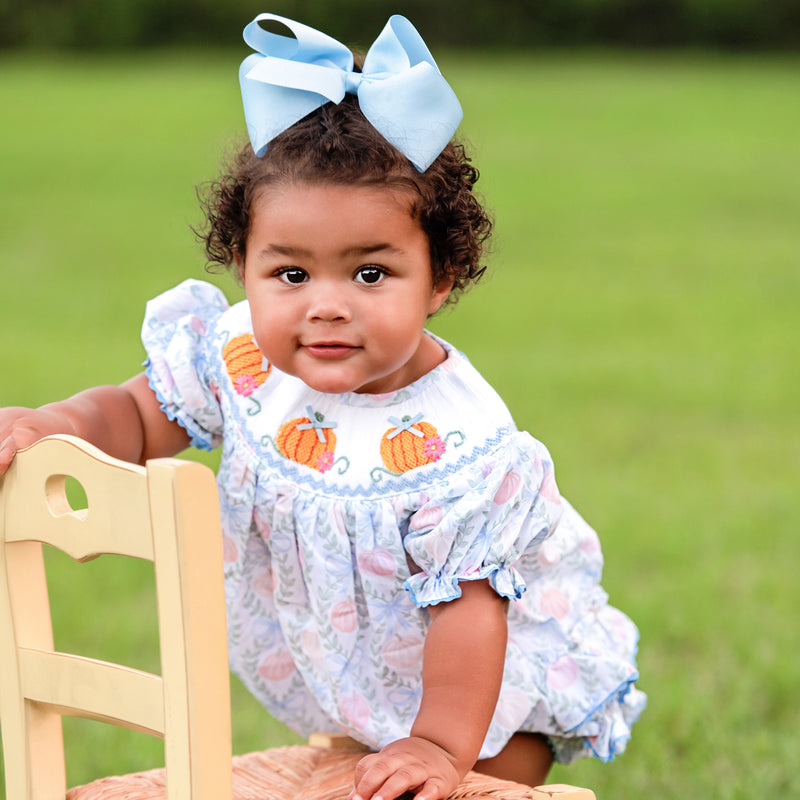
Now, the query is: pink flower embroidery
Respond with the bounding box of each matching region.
[234,374,258,396]
[423,436,445,461]
[316,451,334,473]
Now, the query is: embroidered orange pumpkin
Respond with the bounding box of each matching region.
[276,412,337,471]
[223,334,271,395]
[380,416,444,474]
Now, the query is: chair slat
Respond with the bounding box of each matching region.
[19,647,165,736]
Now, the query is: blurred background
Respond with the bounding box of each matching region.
[1,2,798,799]
[2,0,800,49]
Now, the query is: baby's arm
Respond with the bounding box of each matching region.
[351,579,508,800]
[0,373,191,475]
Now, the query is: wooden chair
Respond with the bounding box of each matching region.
[0,434,594,800]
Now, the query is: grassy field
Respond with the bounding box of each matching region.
[1,48,798,799]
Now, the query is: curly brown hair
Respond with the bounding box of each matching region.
[197,93,492,303]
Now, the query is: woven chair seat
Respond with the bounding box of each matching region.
[66,744,538,800]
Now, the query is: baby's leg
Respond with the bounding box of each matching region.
[474,732,554,786]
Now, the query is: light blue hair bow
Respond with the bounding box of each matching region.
[239,13,463,172]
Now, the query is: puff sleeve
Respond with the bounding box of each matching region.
[141,279,229,450]
[403,433,563,607]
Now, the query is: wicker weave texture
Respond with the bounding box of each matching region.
[66,744,537,800]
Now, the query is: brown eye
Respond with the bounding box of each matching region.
[355,267,385,285]
[278,268,307,284]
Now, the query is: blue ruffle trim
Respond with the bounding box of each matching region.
[403,563,527,609]
[404,573,461,608]
[549,671,647,764]
[144,358,215,452]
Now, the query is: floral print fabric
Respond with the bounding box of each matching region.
[142,279,646,763]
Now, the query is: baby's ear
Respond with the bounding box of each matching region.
[428,276,454,316]
[233,248,245,281]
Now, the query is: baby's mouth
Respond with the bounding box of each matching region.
[303,342,360,358]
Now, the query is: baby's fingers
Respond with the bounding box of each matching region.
[0,428,28,476]
[351,753,454,800]
[0,407,73,476]
[0,418,44,475]
[0,433,17,475]
[0,430,36,476]
[352,766,420,800]
[412,776,453,800]
[351,752,418,800]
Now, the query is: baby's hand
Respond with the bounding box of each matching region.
[0,406,73,476]
[349,736,462,800]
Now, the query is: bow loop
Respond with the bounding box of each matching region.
[239,13,462,171]
[243,14,353,70]
[362,15,435,75]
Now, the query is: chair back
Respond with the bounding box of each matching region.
[0,435,232,800]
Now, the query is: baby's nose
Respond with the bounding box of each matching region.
[306,286,351,322]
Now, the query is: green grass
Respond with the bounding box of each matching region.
[1,48,799,798]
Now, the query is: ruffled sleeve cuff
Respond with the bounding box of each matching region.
[404,561,528,608]
[488,563,527,600]
[142,279,229,450]
[403,433,563,609]
[404,572,461,607]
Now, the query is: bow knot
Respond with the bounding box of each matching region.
[344,71,364,94]
[239,13,462,171]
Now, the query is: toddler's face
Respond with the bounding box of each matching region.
[238,182,452,394]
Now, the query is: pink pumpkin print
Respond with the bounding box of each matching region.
[357,549,396,577]
[301,628,322,662]
[409,504,443,532]
[331,599,358,633]
[493,471,521,505]
[540,587,570,620]
[540,469,562,504]
[258,650,296,682]
[222,534,238,564]
[425,531,451,564]
[341,694,371,729]
[383,635,424,676]
[580,530,601,554]
[546,655,579,690]
[495,688,530,730]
